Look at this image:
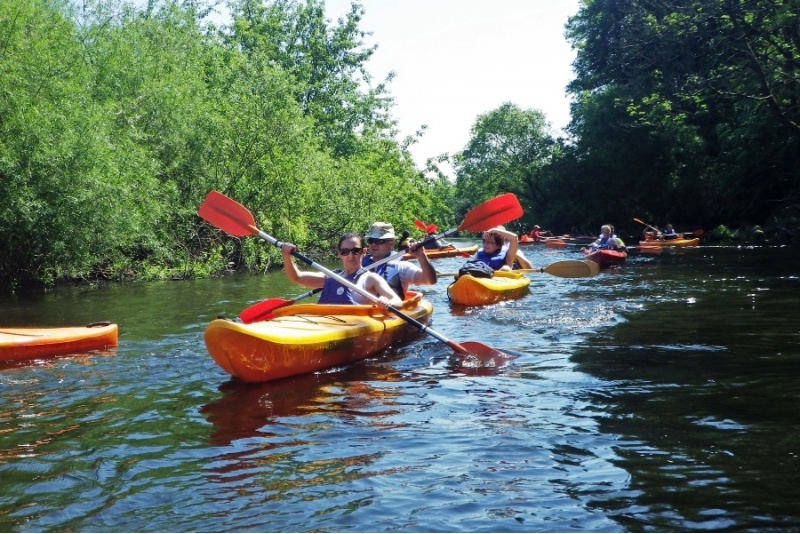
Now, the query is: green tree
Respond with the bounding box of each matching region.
[453,103,557,232]
[565,0,800,229]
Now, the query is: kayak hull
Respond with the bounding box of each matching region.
[446,270,530,306]
[403,245,478,260]
[204,292,433,383]
[640,237,700,247]
[0,323,119,361]
[583,249,627,269]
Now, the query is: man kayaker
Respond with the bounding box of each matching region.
[279,233,401,309]
[528,225,551,242]
[362,222,437,299]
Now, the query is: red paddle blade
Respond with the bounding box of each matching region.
[414,219,427,231]
[426,223,438,234]
[239,298,292,323]
[450,341,516,366]
[458,193,523,232]
[198,191,258,237]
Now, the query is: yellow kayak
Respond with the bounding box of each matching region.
[639,237,700,247]
[446,270,530,306]
[204,291,433,383]
[0,322,119,361]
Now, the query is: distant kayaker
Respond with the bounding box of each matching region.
[662,224,679,240]
[422,227,446,249]
[586,225,626,252]
[528,225,551,242]
[362,222,437,299]
[280,233,402,310]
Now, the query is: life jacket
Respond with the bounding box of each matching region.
[475,246,508,270]
[318,269,364,305]
[592,235,612,250]
[362,256,405,299]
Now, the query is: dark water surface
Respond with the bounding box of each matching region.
[1,242,799,532]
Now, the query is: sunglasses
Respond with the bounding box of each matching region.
[367,238,390,245]
[339,247,364,256]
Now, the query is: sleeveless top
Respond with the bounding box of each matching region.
[475,246,508,270]
[318,270,363,305]
[362,256,405,299]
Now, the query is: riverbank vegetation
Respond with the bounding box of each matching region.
[2,0,799,293]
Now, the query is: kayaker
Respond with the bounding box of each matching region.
[609,225,627,250]
[362,222,437,299]
[474,226,521,271]
[422,227,446,250]
[586,225,625,251]
[662,223,679,240]
[279,233,402,310]
[528,225,551,242]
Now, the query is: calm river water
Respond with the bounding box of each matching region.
[1,241,799,532]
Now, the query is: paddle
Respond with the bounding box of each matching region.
[238,196,522,323]
[199,191,520,362]
[414,218,466,253]
[633,217,661,233]
[239,287,322,323]
[437,260,600,279]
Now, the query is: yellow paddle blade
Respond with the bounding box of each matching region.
[542,260,600,278]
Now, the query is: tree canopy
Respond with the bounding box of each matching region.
[0,0,452,292]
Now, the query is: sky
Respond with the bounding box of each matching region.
[322,0,582,171]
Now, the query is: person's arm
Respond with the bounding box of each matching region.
[364,273,403,309]
[406,241,437,285]
[281,243,325,288]
[489,227,519,270]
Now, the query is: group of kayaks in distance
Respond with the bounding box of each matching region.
[1,191,702,386]
[518,219,702,270]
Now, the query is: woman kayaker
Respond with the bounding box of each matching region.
[280,233,403,310]
[586,224,626,251]
[473,226,521,271]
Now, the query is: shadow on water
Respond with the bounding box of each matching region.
[572,246,800,531]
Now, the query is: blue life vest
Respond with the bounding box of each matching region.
[592,235,612,250]
[475,247,508,270]
[362,256,404,299]
[318,270,363,305]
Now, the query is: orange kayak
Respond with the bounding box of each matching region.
[403,245,478,260]
[204,292,433,383]
[0,322,119,361]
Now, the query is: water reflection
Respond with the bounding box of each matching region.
[201,361,407,447]
[569,247,800,531]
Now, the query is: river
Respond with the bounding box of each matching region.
[1,241,799,532]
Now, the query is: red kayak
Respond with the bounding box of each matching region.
[582,248,627,269]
